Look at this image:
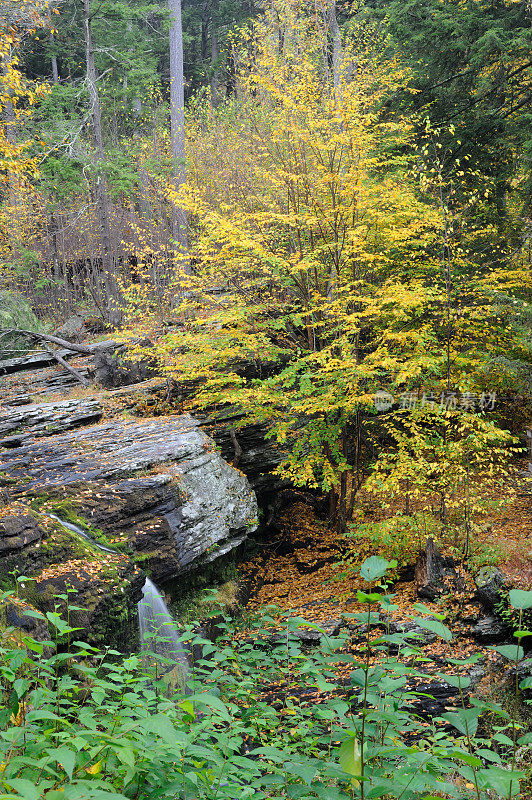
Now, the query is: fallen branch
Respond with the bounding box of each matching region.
[41,342,90,387]
[0,328,95,355]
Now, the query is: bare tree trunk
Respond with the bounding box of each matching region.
[82,0,121,323]
[169,0,190,273]
[327,0,342,92]
[1,50,18,207]
[134,115,150,217]
[210,26,221,107]
[51,54,59,83]
[126,21,149,218]
[1,56,15,145]
[50,33,59,83]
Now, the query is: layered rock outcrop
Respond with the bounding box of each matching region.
[0,394,258,648]
[0,408,258,582]
[0,399,103,447]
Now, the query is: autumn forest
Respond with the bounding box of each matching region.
[2,0,532,798]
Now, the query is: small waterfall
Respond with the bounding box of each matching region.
[48,514,188,689]
[138,578,188,690]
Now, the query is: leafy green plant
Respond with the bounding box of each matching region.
[347,510,442,567]
[495,588,532,646]
[0,561,530,799]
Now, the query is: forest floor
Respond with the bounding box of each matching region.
[240,459,532,621]
[237,465,532,691]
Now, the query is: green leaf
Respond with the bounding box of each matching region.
[470,697,509,717]
[448,749,482,767]
[509,589,532,610]
[447,654,483,666]
[491,644,524,661]
[359,556,393,582]
[53,746,76,780]
[415,617,452,642]
[115,746,135,769]
[21,609,45,621]
[22,638,43,654]
[476,748,502,764]
[477,766,523,798]
[178,699,195,718]
[285,761,318,785]
[413,603,446,621]
[187,693,232,722]
[4,779,42,800]
[493,732,514,746]
[25,710,64,723]
[356,590,382,604]
[251,746,287,763]
[338,736,361,781]
[142,713,178,743]
[45,612,74,635]
[440,707,481,737]
[436,673,470,689]
[13,678,30,699]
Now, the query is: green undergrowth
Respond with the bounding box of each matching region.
[167,555,240,624]
[0,558,531,799]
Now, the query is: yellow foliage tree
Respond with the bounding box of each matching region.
[124,0,525,529]
[0,9,48,284]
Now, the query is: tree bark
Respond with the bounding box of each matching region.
[1,56,15,145]
[0,328,95,354]
[1,49,17,206]
[82,0,121,323]
[327,0,342,92]
[50,32,59,83]
[51,54,59,83]
[169,0,190,272]
[210,26,221,107]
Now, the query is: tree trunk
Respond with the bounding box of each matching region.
[50,33,59,83]
[169,0,190,273]
[82,0,121,323]
[1,56,15,145]
[210,26,221,107]
[127,21,149,218]
[327,0,342,92]
[51,54,59,83]
[1,50,17,206]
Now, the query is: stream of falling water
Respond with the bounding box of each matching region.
[137,577,189,690]
[48,514,188,688]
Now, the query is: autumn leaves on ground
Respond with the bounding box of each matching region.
[241,460,532,609]
[236,460,532,690]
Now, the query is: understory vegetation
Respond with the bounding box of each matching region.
[3,0,532,797]
[1,560,532,800]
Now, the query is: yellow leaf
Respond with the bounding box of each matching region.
[85,761,102,775]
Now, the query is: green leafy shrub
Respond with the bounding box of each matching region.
[0,561,530,799]
[0,291,43,358]
[347,511,442,567]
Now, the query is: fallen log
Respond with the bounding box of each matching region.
[0,328,95,355]
[41,342,90,387]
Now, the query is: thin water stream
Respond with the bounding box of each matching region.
[48,513,116,553]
